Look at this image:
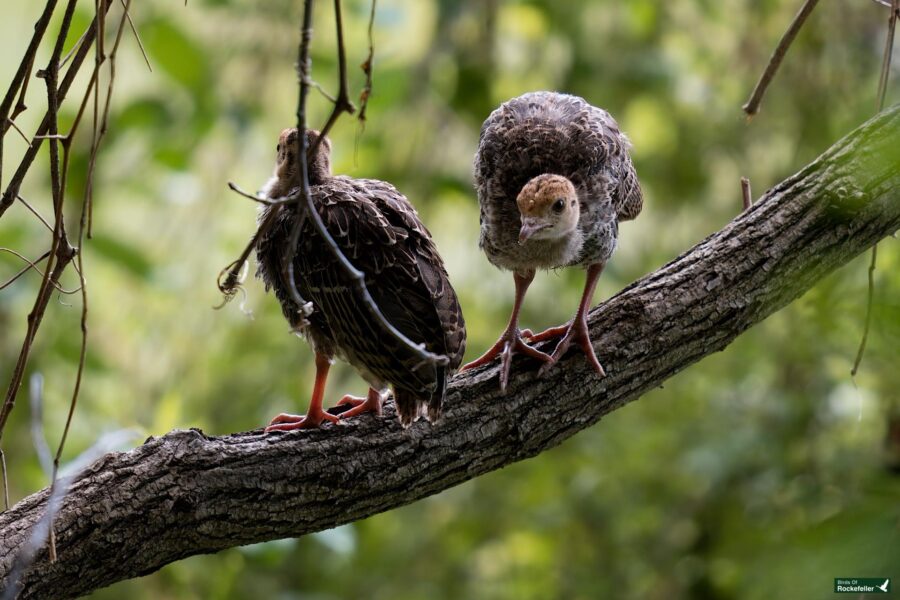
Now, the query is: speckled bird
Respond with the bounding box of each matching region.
[462,91,642,390]
[256,129,466,429]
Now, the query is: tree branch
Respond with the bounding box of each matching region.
[1,105,898,599]
[742,0,820,117]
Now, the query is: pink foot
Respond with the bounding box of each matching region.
[538,317,606,378]
[336,388,384,419]
[522,323,571,344]
[460,327,553,392]
[265,407,339,431]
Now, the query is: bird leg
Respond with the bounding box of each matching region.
[460,269,553,391]
[336,387,385,419]
[266,352,340,431]
[538,262,606,377]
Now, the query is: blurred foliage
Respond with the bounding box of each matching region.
[1,0,899,598]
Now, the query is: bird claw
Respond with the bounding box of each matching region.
[522,322,571,344]
[336,390,384,419]
[461,327,553,392]
[538,319,606,378]
[265,409,339,431]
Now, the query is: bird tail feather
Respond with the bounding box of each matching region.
[394,365,446,428]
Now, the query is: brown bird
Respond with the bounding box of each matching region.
[256,129,466,429]
[462,91,642,390]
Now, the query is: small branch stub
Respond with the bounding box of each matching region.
[741,176,752,211]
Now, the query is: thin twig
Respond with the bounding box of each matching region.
[876,0,899,112]
[0,2,115,220]
[0,249,80,294]
[310,80,337,103]
[741,177,752,211]
[0,0,81,444]
[59,27,91,71]
[306,0,356,160]
[742,0,821,117]
[0,1,59,125]
[0,251,50,292]
[0,0,122,514]
[292,0,441,364]
[15,195,54,232]
[358,0,376,127]
[0,240,77,446]
[5,119,32,144]
[0,0,59,189]
[120,0,152,72]
[45,0,134,558]
[227,181,282,206]
[0,3,83,515]
[84,0,132,237]
[10,54,36,127]
[26,10,80,548]
[851,245,878,377]
[277,0,318,319]
[287,0,445,366]
[215,211,278,306]
[355,0,377,161]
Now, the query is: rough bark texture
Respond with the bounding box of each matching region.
[1,106,898,599]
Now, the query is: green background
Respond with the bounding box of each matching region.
[1,0,898,598]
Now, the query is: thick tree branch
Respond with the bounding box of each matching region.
[1,106,898,599]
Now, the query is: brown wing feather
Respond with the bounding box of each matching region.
[260,176,465,424]
[476,91,643,267]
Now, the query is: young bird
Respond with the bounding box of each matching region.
[256,129,466,429]
[463,91,642,390]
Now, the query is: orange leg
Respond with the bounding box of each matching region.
[266,352,340,431]
[460,269,553,391]
[539,262,607,377]
[335,387,384,420]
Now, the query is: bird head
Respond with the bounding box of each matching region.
[515,174,580,244]
[274,128,332,188]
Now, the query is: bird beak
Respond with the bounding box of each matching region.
[518,218,548,244]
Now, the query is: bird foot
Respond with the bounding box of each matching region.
[265,407,340,431]
[538,317,606,378]
[461,327,553,392]
[336,389,384,420]
[522,323,571,344]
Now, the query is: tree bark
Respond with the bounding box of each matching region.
[1,106,898,599]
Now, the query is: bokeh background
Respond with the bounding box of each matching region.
[1,0,899,598]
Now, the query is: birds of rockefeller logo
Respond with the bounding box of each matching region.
[834,578,891,593]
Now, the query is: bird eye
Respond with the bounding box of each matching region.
[552,198,565,213]
[276,144,281,153]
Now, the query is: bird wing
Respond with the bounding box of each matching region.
[477,92,643,222]
[256,199,333,338]
[583,102,644,222]
[298,177,466,397]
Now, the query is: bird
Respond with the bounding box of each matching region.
[462,91,642,390]
[256,128,466,429]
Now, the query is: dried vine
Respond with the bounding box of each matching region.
[0,0,145,530]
